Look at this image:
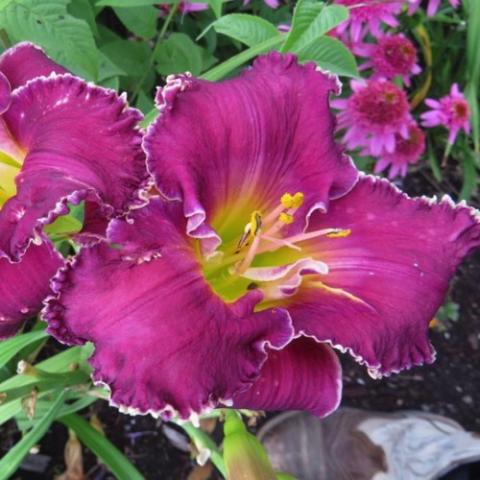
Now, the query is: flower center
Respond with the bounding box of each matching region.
[0,121,25,210]
[203,192,351,305]
[452,100,469,121]
[351,81,409,127]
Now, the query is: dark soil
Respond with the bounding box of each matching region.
[2,167,480,479]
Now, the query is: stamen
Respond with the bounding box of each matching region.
[279,212,294,224]
[257,228,351,255]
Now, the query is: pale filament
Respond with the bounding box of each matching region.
[232,192,350,275]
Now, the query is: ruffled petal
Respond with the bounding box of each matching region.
[233,337,342,417]
[0,42,67,90]
[44,199,293,418]
[0,74,148,260]
[144,52,357,255]
[288,175,480,376]
[0,72,11,114]
[0,241,62,339]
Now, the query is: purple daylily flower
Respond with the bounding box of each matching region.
[0,42,147,338]
[0,243,62,338]
[0,42,147,261]
[44,53,480,420]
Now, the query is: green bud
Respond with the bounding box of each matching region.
[223,411,277,480]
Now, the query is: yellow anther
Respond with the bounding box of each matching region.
[279,212,294,224]
[326,228,351,238]
[280,192,305,209]
[280,193,294,209]
[249,210,262,237]
[291,192,304,208]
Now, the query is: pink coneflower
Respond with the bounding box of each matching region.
[407,0,460,17]
[421,83,470,145]
[158,2,209,16]
[333,0,404,42]
[356,34,421,86]
[332,79,412,156]
[374,122,426,178]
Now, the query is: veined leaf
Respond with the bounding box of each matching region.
[212,14,280,47]
[0,330,48,371]
[295,36,358,78]
[0,390,67,480]
[155,32,204,76]
[113,5,157,39]
[207,0,223,18]
[61,413,145,480]
[0,0,99,81]
[282,0,348,52]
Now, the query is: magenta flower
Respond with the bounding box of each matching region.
[45,54,480,420]
[0,42,147,337]
[408,0,460,17]
[374,121,426,178]
[0,42,147,261]
[333,0,403,42]
[357,34,421,86]
[158,2,209,16]
[332,79,412,156]
[421,83,471,145]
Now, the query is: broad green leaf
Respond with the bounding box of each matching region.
[295,36,358,78]
[0,390,67,480]
[212,14,280,47]
[155,33,204,76]
[100,39,150,76]
[0,0,99,81]
[113,5,157,39]
[61,413,145,480]
[282,0,348,52]
[0,331,48,371]
[68,0,99,37]
[135,90,155,114]
[98,51,127,81]
[207,0,223,18]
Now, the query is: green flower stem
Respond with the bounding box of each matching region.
[131,0,182,103]
[181,421,227,478]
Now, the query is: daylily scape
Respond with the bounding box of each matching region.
[1,45,480,421]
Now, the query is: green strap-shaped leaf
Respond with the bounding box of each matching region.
[295,36,358,78]
[282,0,348,52]
[0,330,48,371]
[0,390,67,480]
[60,413,145,480]
[212,14,280,47]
